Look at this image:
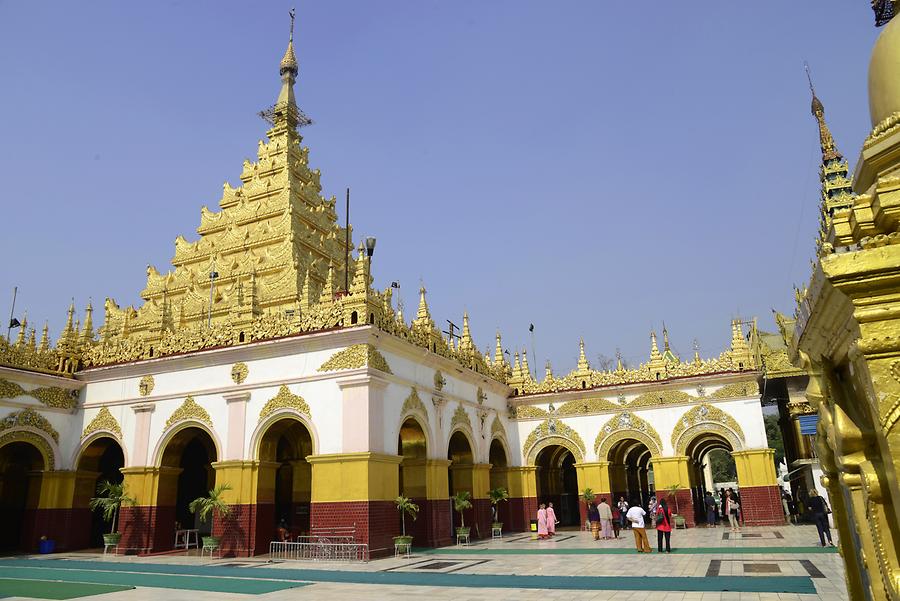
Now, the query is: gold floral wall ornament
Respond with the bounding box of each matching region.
[164,396,212,429]
[0,408,60,442]
[626,389,696,408]
[556,397,621,416]
[490,414,507,439]
[0,430,54,469]
[231,362,249,384]
[508,405,550,420]
[476,386,486,405]
[81,407,122,439]
[401,387,427,419]
[671,403,745,454]
[258,385,311,421]
[317,344,393,374]
[451,403,472,432]
[523,419,586,463]
[594,412,663,457]
[0,378,76,410]
[434,370,446,391]
[708,380,759,399]
[138,375,154,397]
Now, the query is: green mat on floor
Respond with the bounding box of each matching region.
[419,545,839,555]
[0,567,307,595]
[0,578,133,599]
[0,558,818,594]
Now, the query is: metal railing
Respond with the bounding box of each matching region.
[269,539,369,562]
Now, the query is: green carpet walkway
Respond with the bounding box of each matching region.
[0,578,133,600]
[0,558,817,594]
[420,545,839,555]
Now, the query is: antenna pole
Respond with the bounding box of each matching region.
[6,286,17,341]
[345,188,350,292]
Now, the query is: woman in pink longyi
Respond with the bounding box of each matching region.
[546,502,558,536]
[537,503,549,539]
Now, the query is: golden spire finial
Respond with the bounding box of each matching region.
[805,62,841,162]
[662,322,671,351]
[39,322,50,352]
[280,8,299,77]
[577,338,590,372]
[649,330,661,359]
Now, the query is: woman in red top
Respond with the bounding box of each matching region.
[656,498,672,553]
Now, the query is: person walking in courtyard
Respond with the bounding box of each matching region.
[648,495,658,529]
[611,504,621,538]
[704,491,718,527]
[655,498,673,553]
[546,502,558,537]
[587,501,601,541]
[725,489,741,532]
[626,499,651,553]
[617,496,630,530]
[598,497,613,540]
[807,490,835,547]
[537,503,549,539]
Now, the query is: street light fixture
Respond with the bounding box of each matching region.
[364,236,376,258]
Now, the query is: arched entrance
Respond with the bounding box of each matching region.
[447,431,474,532]
[398,417,428,540]
[258,418,314,539]
[159,427,217,543]
[607,439,653,509]
[534,445,579,526]
[74,437,124,548]
[0,441,45,551]
[488,438,509,524]
[685,432,735,525]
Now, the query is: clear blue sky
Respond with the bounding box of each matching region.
[0,1,879,372]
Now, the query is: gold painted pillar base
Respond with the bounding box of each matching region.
[574,461,611,496]
[732,449,778,487]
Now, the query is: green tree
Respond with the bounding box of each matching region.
[189,484,232,524]
[451,491,472,529]
[89,481,135,535]
[395,495,419,536]
[709,449,737,483]
[764,413,785,469]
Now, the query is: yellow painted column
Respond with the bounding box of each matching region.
[35,471,77,509]
[651,456,690,490]
[506,466,538,499]
[472,464,491,500]
[574,461,611,495]
[731,449,778,487]
[424,459,451,501]
[210,460,282,505]
[307,452,402,502]
[71,470,101,510]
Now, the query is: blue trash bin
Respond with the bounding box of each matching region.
[38,539,56,554]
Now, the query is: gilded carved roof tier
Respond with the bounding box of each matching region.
[317,344,393,375]
[510,321,757,397]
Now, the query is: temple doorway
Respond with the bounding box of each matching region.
[74,437,124,548]
[0,441,44,551]
[534,445,579,526]
[159,427,217,541]
[258,418,313,538]
[607,439,653,510]
[447,431,475,532]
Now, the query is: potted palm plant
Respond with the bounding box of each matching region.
[89,480,136,547]
[189,484,232,549]
[394,495,419,552]
[489,487,509,531]
[452,491,472,539]
[665,483,686,528]
[580,487,595,506]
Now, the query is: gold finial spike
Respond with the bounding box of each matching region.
[289,7,296,43]
[39,322,50,352]
[662,322,670,351]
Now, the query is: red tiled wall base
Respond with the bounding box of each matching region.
[212,504,260,557]
[21,508,81,552]
[118,505,175,553]
[507,496,538,532]
[310,500,396,558]
[420,499,452,547]
[670,490,695,527]
[472,498,492,539]
[739,485,785,526]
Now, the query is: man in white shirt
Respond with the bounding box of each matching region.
[625,501,651,553]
